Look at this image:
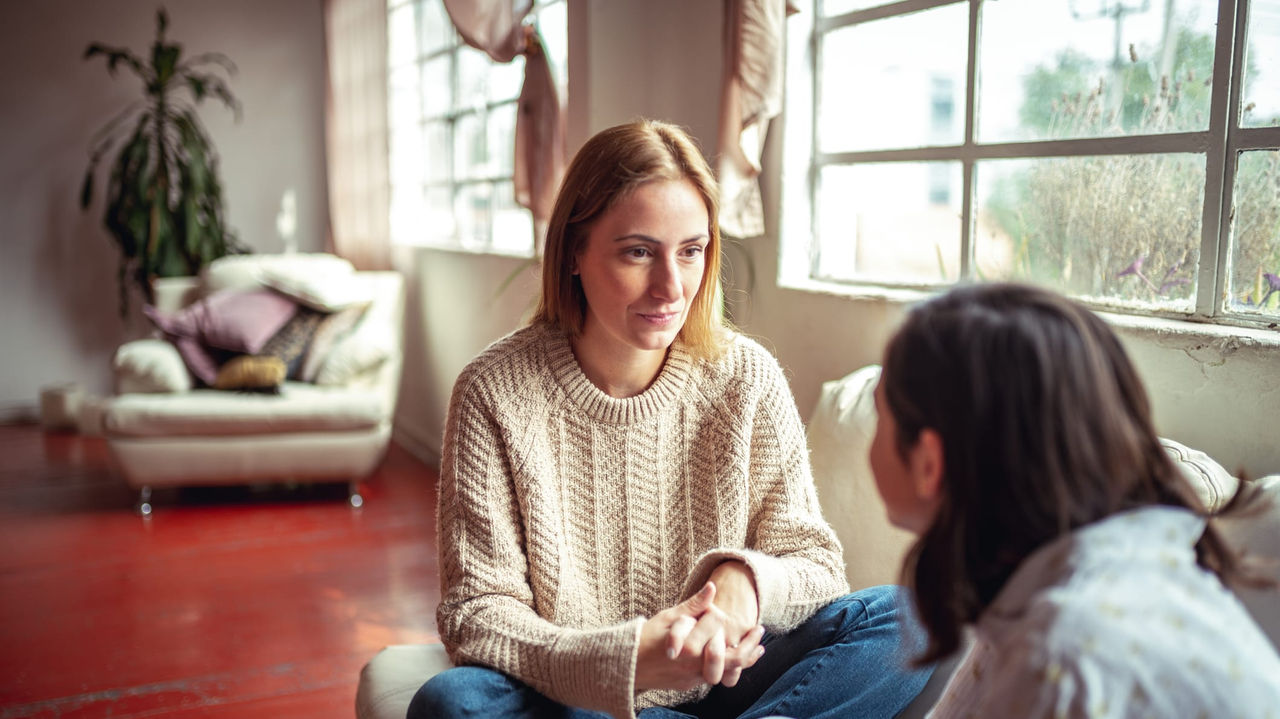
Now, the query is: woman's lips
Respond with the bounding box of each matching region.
[637,311,680,326]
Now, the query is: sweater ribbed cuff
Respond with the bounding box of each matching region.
[683,549,790,629]
[550,618,643,719]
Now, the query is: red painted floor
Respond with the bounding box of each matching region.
[0,424,441,718]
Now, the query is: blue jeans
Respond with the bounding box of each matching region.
[407,585,933,719]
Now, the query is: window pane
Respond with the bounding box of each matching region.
[821,0,892,16]
[537,1,569,95]
[388,3,419,69]
[388,65,423,130]
[422,56,452,118]
[488,103,517,177]
[815,162,963,285]
[423,120,450,183]
[819,4,967,153]
[492,181,534,254]
[975,154,1203,311]
[455,111,487,181]
[458,46,491,111]
[1242,0,1280,127]
[489,55,526,104]
[418,0,454,56]
[1228,151,1280,316]
[389,127,424,188]
[456,183,494,250]
[980,0,1216,142]
[424,187,455,244]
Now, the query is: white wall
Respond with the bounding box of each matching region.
[0,0,328,418]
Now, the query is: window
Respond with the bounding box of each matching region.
[783,0,1280,326]
[386,0,567,255]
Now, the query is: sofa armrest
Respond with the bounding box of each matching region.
[113,339,193,394]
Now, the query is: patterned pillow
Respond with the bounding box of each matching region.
[257,307,327,380]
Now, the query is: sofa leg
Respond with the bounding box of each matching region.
[136,486,153,517]
[348,481,364,509]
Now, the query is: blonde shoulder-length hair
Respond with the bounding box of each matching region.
[530,119,730,360]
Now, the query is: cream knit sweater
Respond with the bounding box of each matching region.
[436,323,848,719]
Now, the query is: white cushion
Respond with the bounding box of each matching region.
[259,265,374,312]
[113,339,193,394]
[200,253,355,295]
[104,383,386,437]
[1160,437,1240,512]
[807,364,915,592]
[357,644,451,719]
[315,275,400,386]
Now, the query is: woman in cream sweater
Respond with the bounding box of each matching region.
[407,120,933,719]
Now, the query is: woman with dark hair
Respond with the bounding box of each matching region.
[871,282,1280,717]
[407,119,932,719]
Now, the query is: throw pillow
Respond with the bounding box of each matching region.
[214,355,287,393]
[298,303,369,382]
[257,306,327,380]
[112,339,193,394]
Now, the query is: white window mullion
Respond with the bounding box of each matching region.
[959,0,980,280]
[1201,0,1245,318]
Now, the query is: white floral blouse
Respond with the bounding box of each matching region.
[928,506,1280,719]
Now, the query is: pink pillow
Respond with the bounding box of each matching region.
[144,290,299,386]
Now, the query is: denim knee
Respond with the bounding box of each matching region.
[407,665,511,718]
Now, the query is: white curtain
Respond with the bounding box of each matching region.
[323,0,392,271]
[443,0,566,246]
[717,0,795,239]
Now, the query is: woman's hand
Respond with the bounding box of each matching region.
[635,572,766,692]
[681,561,763,687]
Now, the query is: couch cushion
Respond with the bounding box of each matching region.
[113,339,193,394]
[201,253,356,295]
[104,383,387,437]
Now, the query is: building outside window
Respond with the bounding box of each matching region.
[386,0,567,256]
[783,0,1280,326]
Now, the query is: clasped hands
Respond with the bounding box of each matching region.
[635,560,765,692]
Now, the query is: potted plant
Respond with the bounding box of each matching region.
[80,7,247,317]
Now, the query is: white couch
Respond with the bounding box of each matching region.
[354,364,1280,719]
[102,253,405,514]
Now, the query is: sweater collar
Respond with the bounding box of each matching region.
[543,324,694,424]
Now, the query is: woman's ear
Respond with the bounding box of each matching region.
[910,428,945,504]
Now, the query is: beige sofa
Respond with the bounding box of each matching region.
[102,253,404,514]
[355,364,1280,719]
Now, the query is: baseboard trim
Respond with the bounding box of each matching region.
[0,403,38,425]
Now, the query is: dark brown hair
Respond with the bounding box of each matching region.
[530,119,728,359]
[882,283,1256,664]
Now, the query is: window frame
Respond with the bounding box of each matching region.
[782,0,1280,330]
[386,0,566,257]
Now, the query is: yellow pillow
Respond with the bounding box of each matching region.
[213,355,286,392]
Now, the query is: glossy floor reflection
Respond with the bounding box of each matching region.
[0,423,440,718]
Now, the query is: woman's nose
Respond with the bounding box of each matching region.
[650,256,682,300]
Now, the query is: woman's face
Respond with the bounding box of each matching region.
[574,178,709,358]
[870,376,940,534]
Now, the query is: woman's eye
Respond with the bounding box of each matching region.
[625,247,650,259]
[683,245,706,258]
